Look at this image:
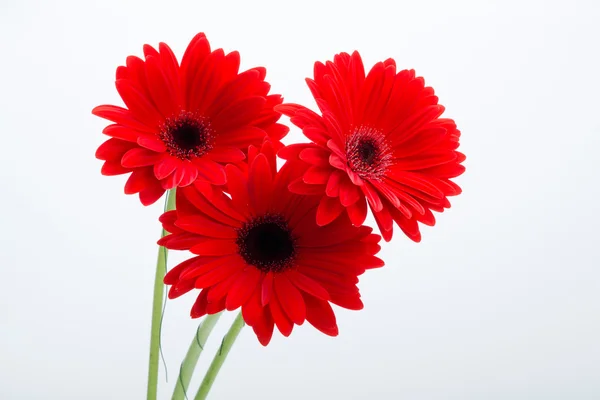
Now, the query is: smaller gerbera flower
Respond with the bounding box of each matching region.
[277,51,465,242]
[93,32,288,205]
[159,141,383,345]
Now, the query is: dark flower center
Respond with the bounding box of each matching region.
[159,111,214,160]
[236,215,296,273]
[346,126,392,181]
[358,140,377,165]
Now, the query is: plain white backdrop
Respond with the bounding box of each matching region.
[1,0,599,399]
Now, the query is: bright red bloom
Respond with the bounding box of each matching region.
[277,51,465,242]
[93,33,288,205]
[159,142,383,345]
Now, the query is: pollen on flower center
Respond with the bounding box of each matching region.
[346,126,392,181]
[236,214,296,273]
[159,111,214,160]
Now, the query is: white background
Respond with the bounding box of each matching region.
[1,0,599,399]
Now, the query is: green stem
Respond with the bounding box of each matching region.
[171,313,223,400]
[147,189,177,400]
[194,312,245,400]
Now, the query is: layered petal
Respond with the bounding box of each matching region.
[93,32,287,205]
[279,51,464,241]
[160,143,382,345]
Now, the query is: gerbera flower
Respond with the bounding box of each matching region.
[93,33,288,205]
[159,141,383,345]
[277,51,465,242]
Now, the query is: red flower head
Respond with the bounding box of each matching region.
[93,33,288,205]
[277,51,465,242]
[159,141,383,345]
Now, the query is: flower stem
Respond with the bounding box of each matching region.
[194,312,245,400]
[147,189,177,400]
[171,312,223,400]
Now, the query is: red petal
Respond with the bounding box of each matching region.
[161,165,185,189]
[208,271,243,303]
[326,139,345,158]
[274,103,304,117]
[206,296,226,315]
[303,294,338,336]
[373,206,394,236]
[265,123,289,141]
[262,272,274,306]
[252,307,275,346]
[207,69,262,115]
[175,215,237,238]
[190,239,238,256]
[115,79,160,126]
[248,154,273,214]
[177,163,199,187]
[101,161,131,176]
[164,256,201,285]
[226,268,262,310]
[193,159,227,185]
[137,136,167,152]
[339,176,361,206]
[329,153,346,170]
[207,147,246,163]
[193,259,245,288]
[92,105,153,133]
[316,196,344,226]
[139,183,165,205]
[329,293,364,310]
[121,148,162,168]
[153,157,179,180]
[362,182,383,212]
[190,290,209,318]
[215,126,265,147]
[325,170,344,197]
[96,138,137,160]
[278,143,312,161]
[212,96,266,132]
[124,167,154,194]
[299,147,331,167]
[158,232,201,250]
[168,279,195,299]
[303,166,332,185]
[178,256,231,281]
[270,295,293,337]
[296,217,367,248]
[179,185,240,227]
[286,270,330,300]
[394,151,458,171]
[144,55,176,117]
[242,288,263,326]
[101,124,138,142]
[274,274,306,325]
[288,178,326,196]
[225,164,250,215]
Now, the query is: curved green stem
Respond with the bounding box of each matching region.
[171,313,223,400]
[147,189,177,400]
[194,312,245,400]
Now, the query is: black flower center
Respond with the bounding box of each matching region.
[346,126,392,181]
[172,123,203,150]
[159,111,214,160]
[237,215,296,273]
[358,140,377,165]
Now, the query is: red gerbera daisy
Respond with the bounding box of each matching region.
[93,33,288,205]
[159,141,383,345]
[277,51,465,242]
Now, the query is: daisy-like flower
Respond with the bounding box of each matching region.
[277,51,465,242]
[159,142,383,345]
[93,33,288,205]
